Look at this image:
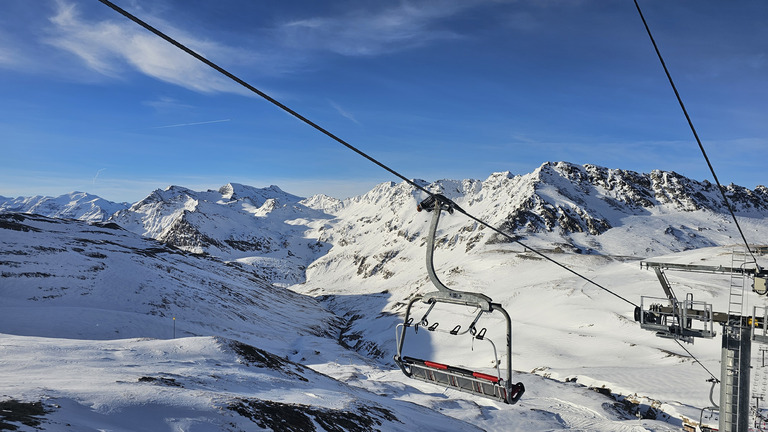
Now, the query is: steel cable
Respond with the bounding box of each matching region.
[633,0,758,266]
[96,0,637,308]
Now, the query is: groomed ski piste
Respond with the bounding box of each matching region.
[3,165,768,431]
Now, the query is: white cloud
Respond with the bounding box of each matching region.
[44,1,248,95]
[0,45,15,68]
[329,100,360,125]
[142,96,195,112]
[277,1,470,56]
[0,27,40,72]
[23,0,485,94]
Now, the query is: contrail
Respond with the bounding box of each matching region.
[93,168,106,184]
[153,119,231,129]
[329,101,360,125]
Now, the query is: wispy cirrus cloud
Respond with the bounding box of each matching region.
[8,0,485,96]
[142,96,195,113]
[276,1,472,56]
[0,44,17,69]
[328,100,360,125]
[3,0,498,97]
[43,1,249,94]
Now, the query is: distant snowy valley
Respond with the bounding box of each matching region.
[2,161,768,431]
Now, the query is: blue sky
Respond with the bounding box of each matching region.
[1,0,766,203]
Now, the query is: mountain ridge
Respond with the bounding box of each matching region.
[5,161,767,264]
[0,191,130,222]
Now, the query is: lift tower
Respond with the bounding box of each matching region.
[634,255,767,432]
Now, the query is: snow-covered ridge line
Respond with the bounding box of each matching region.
[4,162,768,290]
[0,191,130,222]
[4,161,768,281]
[4,162,767,224]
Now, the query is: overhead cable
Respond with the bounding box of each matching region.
[453,207,637,307]
[95,0,431,199]
[96,0,637,308]
[633,0,758,265]
[674,339,719,383]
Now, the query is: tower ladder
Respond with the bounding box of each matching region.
[722,249,748,431]
[728,249,747,318]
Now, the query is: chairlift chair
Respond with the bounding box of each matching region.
[393,194,525,404]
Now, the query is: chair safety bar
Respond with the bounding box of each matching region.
[394,356,525,405]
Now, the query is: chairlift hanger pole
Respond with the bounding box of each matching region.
[418,194,494,311]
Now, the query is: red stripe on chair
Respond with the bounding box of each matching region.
[472,372,500,383]
[424,361,448,370]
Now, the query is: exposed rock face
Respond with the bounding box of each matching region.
[479,162,767,237]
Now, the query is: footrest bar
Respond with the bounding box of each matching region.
[395,356,525,404]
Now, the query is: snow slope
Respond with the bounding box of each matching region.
[2,334,492,432]
[0,213,485,431]
[0,212,680,431]
[0,212,335,343]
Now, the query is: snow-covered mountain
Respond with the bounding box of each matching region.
[0,191,129,222]
[0,212,336,342]
[496,162,767,242]
[10,162,767,260]
[109,183,331,286]
[289,162,768,431]
[0,201,684,431]
[300,161,767,266]
[3,161,768,431]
